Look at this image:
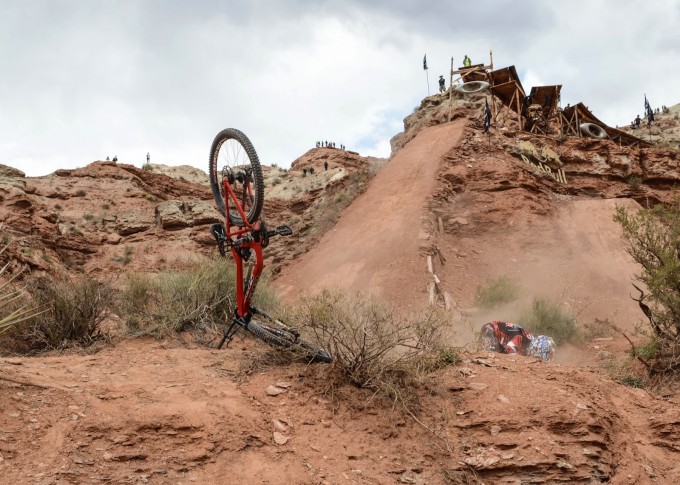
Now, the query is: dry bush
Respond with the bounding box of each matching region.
[10,275,113,351]
[291,290,458,407]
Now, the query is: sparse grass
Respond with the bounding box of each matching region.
[292,290,457,408]
[118,257,267,338]
[142,163,153,170]
[473,276,521,309]
[75,189,87,197]
[604,357,646,388]
[83,213,95,221]
[519,297,582,345]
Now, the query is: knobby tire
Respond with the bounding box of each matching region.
[246,319,332,364]
[209,128,265,226]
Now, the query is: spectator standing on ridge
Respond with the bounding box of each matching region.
[480,321,555,362]
[112,155,118,162]
[146,152,150,164]
[438,75,445,93]
[106,156,110,161]
[635,115,642,129]
[463,55,471,67]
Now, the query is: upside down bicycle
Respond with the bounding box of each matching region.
[208,128,331,363]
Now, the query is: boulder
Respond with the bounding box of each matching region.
[155,201,188,229]
[117,211,152,235]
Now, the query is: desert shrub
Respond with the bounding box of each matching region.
[15,275,113,350]
[519,297,581,345]
[75,189,87,197]
[614,204,680,374]
[292,290,457,406]
[271,177,281,187]
[142,163,153,170]
[473,276,521,309]
[119,257,257,337]
[83,213,95,221]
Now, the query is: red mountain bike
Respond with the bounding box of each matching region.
[208,128,331,363]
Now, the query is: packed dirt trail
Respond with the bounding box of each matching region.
[275,120,466,310]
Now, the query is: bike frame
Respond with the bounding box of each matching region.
[222,177,262,320]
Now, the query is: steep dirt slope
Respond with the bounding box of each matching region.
[275,120,467,309]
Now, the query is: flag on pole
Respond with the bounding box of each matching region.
[423,54,428,70]
[483,97,492,133]
[644,95,654,126]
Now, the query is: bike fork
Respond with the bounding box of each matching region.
[217,319,240,349]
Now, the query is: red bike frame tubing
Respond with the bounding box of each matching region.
[223,178,262,319]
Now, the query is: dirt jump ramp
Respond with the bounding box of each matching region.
[275,120,467,309]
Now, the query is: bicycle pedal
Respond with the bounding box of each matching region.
[275,225,293,236]
[210,223,226,240]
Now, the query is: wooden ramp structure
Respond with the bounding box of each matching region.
[444,53,648,147]
[561,103,651,148]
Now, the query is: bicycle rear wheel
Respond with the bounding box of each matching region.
[246,318,332,364]
[209,128,265,226]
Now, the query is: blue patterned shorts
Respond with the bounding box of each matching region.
[527,335,556,362]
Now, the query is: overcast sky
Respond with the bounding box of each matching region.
[2,1,679,177]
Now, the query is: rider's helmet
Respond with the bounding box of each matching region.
[527,335,556,362]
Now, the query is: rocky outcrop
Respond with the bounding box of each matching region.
[155,200,221,229]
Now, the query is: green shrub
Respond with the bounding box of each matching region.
[615,204,680,374]
[473,276,521,309]
[519,297,581,345]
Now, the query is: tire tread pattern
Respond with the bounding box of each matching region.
[209,128,265,226]
[246,319,332,363]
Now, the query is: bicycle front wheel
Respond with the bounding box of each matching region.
[246,319,332,364]
[209,128,265,226]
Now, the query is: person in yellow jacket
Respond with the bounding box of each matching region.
[463,55,471,67]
